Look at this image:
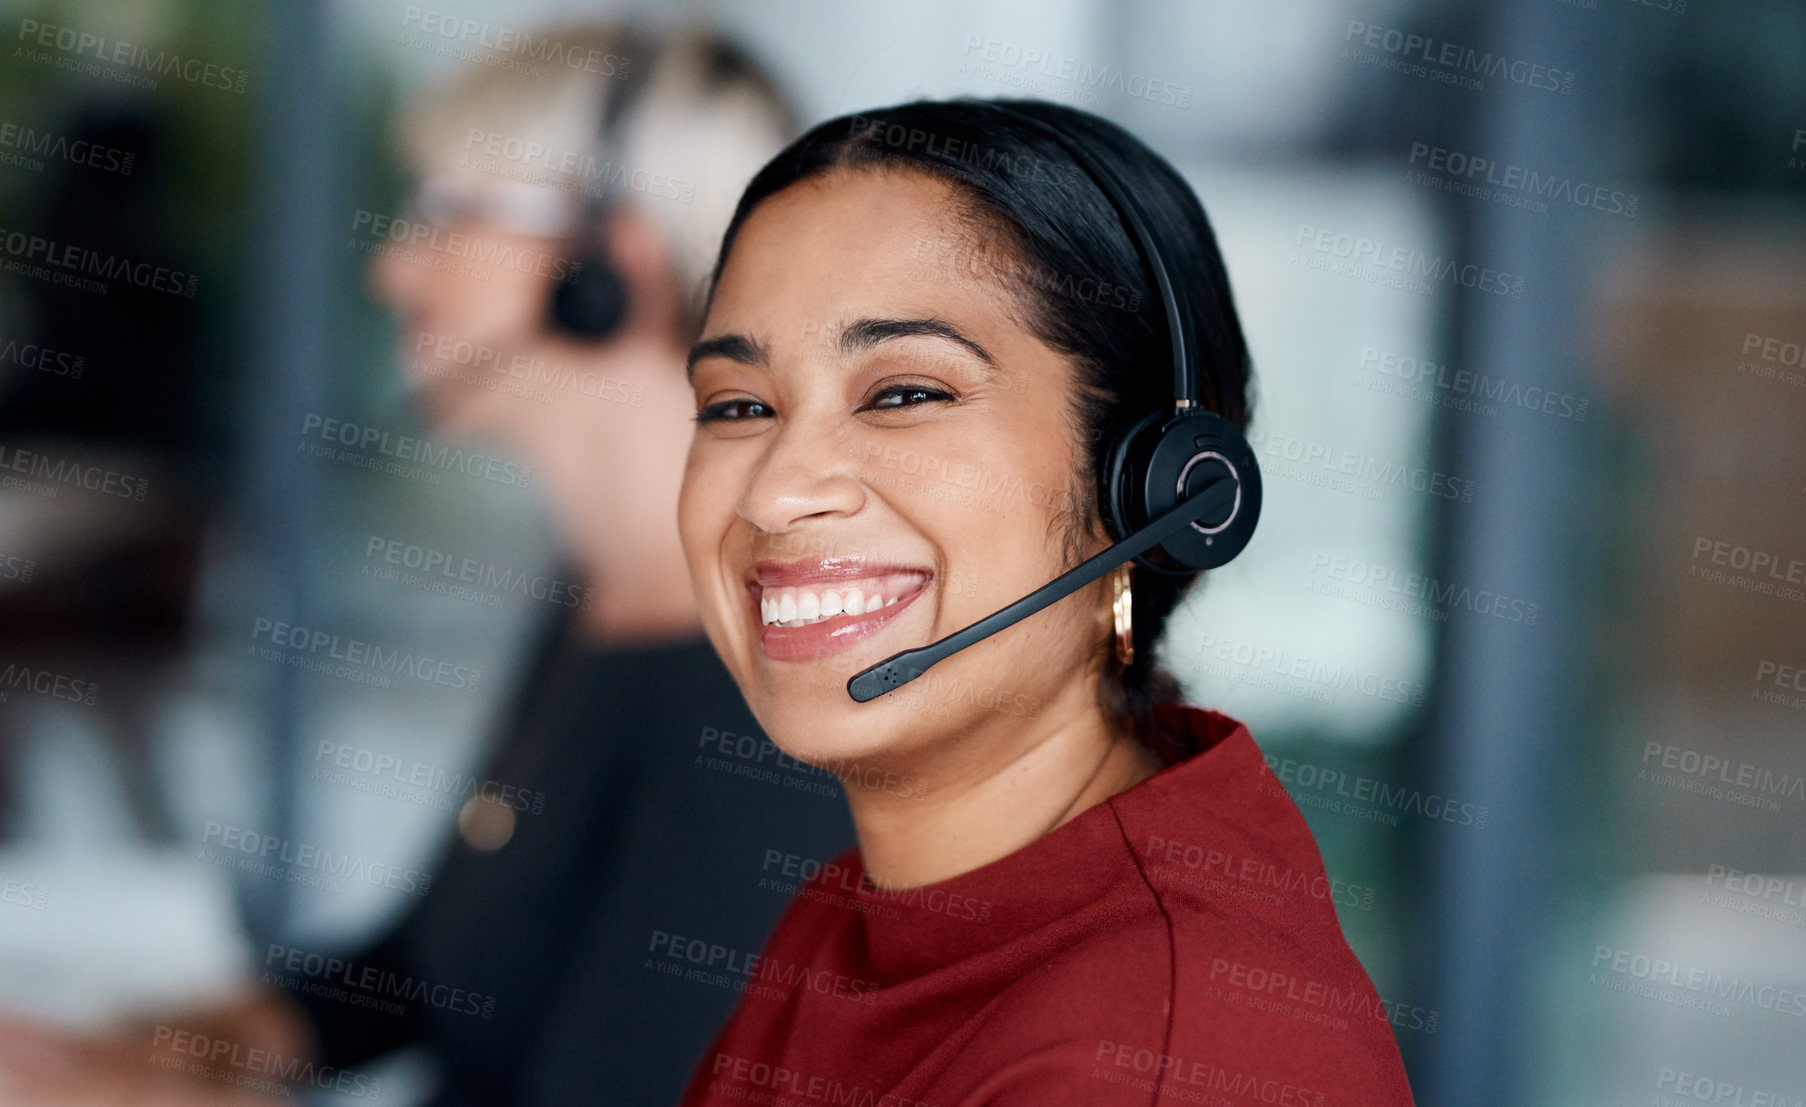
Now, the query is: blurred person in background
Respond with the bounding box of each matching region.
[0,21,853,1107]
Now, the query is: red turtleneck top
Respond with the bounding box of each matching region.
[677,705,1416,1106]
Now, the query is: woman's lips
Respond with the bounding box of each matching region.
[747,565,931,662]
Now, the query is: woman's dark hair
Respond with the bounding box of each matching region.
[704,98,1254,749]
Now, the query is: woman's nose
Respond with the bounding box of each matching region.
[736,416,867,536]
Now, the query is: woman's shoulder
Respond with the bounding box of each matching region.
[934,914,1413,1106]
[933,706,1414,1103]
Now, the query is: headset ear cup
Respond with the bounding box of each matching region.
[549,246,630,339]
[1103,408,1164,538]
[1130,409,1261,573]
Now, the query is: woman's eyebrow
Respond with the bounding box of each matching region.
[686,333,769,381]
[838,317,996,370]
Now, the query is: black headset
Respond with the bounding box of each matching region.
[547,36,654,339]
[1002,104,1264,576]
[846,102,1262,701]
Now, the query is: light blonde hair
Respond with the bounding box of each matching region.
[397,22,796,336]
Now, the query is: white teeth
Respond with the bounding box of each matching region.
[757,574,929,627]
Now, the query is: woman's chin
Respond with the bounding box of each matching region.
[755,700,912,771]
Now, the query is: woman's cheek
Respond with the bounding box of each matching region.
[677,449,732,587]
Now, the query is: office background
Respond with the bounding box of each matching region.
[1,0,1802,1103]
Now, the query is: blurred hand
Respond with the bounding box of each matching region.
[0,988,313,1106]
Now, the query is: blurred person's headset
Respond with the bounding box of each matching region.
[547,32,656,340]
[848,102,1262,702]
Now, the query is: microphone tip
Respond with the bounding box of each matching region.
[847,657,927,702]
[847,668,887,703]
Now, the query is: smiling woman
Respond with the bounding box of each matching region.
[676,99,1414,1106]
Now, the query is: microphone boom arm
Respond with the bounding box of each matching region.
[845,476,1237,702]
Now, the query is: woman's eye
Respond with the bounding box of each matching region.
[862,384,954,411]
[694,398,773,424]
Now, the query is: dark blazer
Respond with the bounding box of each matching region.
[293,609,856,1105]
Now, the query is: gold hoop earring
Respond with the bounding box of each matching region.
[1111,563,1134,666]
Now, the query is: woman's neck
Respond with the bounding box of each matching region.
[844,680,1164,890]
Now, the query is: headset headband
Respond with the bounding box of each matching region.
[576,30,656,220]
[982,102,1205,414]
